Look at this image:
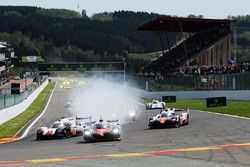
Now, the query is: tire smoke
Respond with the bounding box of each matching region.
[67,78,141,124]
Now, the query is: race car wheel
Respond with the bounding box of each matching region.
[186,115,190,125]
[132,116,136,121]
[84,139,92,143]
[162,103,165,108]
[63,129,71,138]
[174,120,180,128]
[148,125,153,129]
[35,134,41,140]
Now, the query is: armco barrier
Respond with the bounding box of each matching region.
[127,86,250,101]
[0,80,49,125]
[0,82,38,110]
[127,72,250,91]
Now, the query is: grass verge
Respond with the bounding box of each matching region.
[144,98,250,118]
[0,82,55,138]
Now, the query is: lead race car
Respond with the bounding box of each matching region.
[83,119,121,142]
[35,116,92,140]
[146,99,166,109]
[148,108,189,129]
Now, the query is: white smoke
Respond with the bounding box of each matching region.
[67,77,141,124]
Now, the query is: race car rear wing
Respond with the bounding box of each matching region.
[107,120,119,123]
[76,116,93,126]
[76,116,92,121]
[164,108,189,112]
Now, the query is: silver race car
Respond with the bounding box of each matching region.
[146,99,166,109]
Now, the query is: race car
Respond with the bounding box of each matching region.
[65,100,74,108]
[148,109,189,129]
[60,80,72,89]
[112,109,136,123]
[83,119,121,142]
[127,109,137,121]
[116,106,137,122]
[146,99,166,109]
[76,116,95,129]
[72,79,85,87]
[35,116,91,140]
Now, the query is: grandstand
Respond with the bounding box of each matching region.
[138,16,232,75]
[0,42,15,85]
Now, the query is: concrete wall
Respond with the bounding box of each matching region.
[129,87,250,100]
[0,80,48,125]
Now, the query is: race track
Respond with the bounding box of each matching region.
[0,78,250,167]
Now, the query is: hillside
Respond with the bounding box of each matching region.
[1,6,250,75]
[232,15,250,62]
[0,6,160,63]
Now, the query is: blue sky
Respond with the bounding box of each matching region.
[0,0,249,19]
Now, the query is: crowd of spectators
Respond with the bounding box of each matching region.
[144,25,230,74]
[175,63,250,76]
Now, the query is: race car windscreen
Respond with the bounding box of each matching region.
[93,123,110,129]
[51,123,63,128]
[161,112,173,117]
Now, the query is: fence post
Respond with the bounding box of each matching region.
[4,94,6,108]
[233,77,236,90]
[14,94,16,105]
[146,81,149,91]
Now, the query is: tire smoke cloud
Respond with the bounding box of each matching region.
[67,78,141,124]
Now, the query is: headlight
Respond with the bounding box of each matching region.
[84,130,91,135]
[112,128,119,134]
[129,112,135,117]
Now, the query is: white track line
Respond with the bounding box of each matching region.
[20,82,57,139]
[194,110,250,120]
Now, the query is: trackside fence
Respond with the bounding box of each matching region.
[126,72,250,91]
[0,77,48,110]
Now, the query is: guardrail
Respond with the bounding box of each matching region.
[0,78,48,110]
[127,72,250,91]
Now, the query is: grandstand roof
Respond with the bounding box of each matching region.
[138,16,231,32]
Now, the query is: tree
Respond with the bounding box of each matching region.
[81,9,87,18]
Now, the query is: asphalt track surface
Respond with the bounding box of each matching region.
[0,79,250,167]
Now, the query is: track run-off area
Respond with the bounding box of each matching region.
[0,77,250,167]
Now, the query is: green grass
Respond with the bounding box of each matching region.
[144,99,250,118]
[0,82,55,138]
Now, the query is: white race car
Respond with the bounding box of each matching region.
[146,100,166,109]
[35,116,92,140]
[124,106,137,121]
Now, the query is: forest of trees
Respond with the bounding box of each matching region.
[0,6,250,74]
[0,7,159,58]
[0,6,164,73]
[231,15,250,62]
